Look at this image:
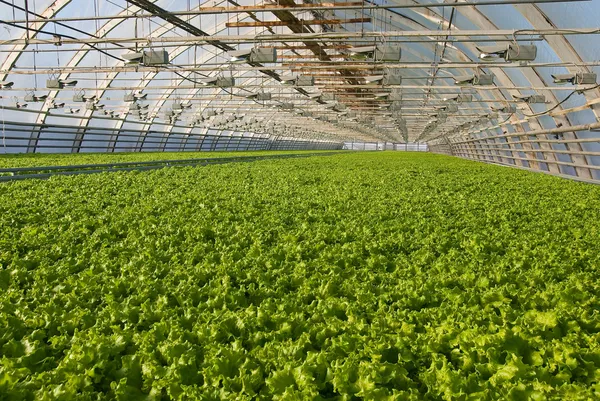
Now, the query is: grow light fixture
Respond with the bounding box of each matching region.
[228,48,252,63]
[86,101,104,110]
[201,76,218,86]
[476,44,537,62]
[280,74,314,87]
[513,94,546,103]
[73,93,96,103]
[201,76,235,87]
[363,71,402,86]
[228,47,277,63]
[15,102,28,109]
[257,92,272,101]
[123,50,169,65]
[454,74,494,86]
[61,79,78,87]
[172,102,192,111]
[49,102,65,109]
[296,75,315,87]
[552,72,597,85]
[333,103,347,113]
[373,92,390,99]
[348,44,401,62]
[349,45,374,57]
[123,92,146,102]
[24,93,48,102]
[130,103,149,111]
[364,75,384,84]
[46,79,78,89]
[0,81,14,89]
[383,69,402,86]
[491,104,516,113]
[65,108,80,114]
[319,93,336,102]
[443,94,473,102]
[123,52,143,64]
[280,73,298,85]
[437,104,459,113]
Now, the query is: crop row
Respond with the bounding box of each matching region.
[1,152,599,400]
[0,150,334,169]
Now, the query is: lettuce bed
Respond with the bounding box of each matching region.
[0,150,335,169]
[1,152,599,400]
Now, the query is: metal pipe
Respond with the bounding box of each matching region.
[1,28,597,46]
[5,60,598,75]
[452,121,600,143]
[0,37,547,53]
[23,0,30,41]
[6,84,589,91]
[1,0,588,24]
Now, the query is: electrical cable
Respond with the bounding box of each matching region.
[521,83,600,117]
[498,112,514,124]
[0,0,128,50]
[0,19,126,62]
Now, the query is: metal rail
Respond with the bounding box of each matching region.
[2,28,598,46]
[1,0,589,23]
[0,152,345,182]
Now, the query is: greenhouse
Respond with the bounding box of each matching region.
[1,0,600,399]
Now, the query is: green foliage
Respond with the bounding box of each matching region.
[0,150,333,169]
[1,152,599,400]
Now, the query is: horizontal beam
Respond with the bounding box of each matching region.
[7,60,600,75]
[6,84,591,92]
[479,160,600,185]
[1,28,597,46]
[225,18,371,28]
[0,38,545,54]
[2,0,588,24]
[453,121,600,143]
[454,150,600,170]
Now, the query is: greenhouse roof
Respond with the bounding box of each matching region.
[0,0,599,164]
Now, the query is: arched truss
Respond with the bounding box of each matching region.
[0,0,599,179]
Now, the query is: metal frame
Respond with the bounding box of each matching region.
[0,0,599,176]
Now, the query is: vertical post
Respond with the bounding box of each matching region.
[24,0,30,41]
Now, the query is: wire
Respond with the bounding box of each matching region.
[0,0,128,49]
[521,83,600,117]
[167,67,266,108]
[0,19,126,63]
[498,112,514,124]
